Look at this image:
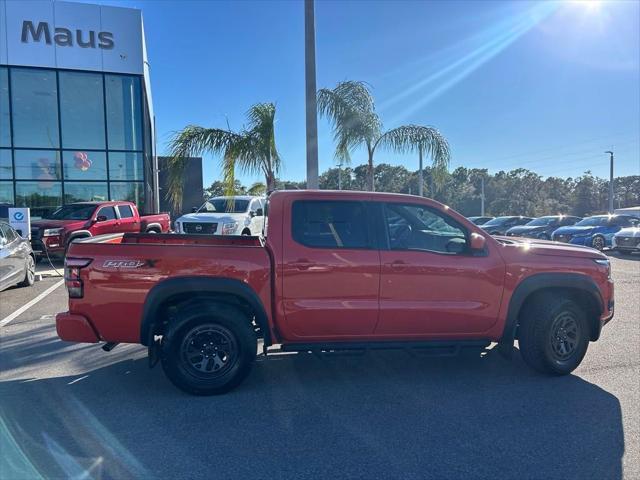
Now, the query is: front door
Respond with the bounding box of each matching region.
[281,199,380,339]
[377,202,504,337]
[92,206,120,236]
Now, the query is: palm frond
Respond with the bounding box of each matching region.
[376,125,451,189]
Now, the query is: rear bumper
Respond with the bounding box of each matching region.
[56,312,99,343]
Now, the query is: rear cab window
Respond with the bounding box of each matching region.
[118,205,135,218]
[292,200,372,249]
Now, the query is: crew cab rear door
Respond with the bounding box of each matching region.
[116,204,139,233]
[377,201,504,336]
[280,198,380,339]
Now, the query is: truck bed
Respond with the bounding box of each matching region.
[65,233,271,343]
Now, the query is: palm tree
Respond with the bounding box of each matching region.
[317,81,450,193]
[167,103,280,210]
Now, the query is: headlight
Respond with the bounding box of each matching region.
[594,258,611,277]
[221,222,238,235]
[43,228,63,237]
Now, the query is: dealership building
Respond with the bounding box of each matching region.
[0,0,158,218]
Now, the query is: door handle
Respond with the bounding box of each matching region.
[291,259,313,270]
[388,260,407,271]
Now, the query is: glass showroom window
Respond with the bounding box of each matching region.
[110,182,144,210]
[108,151,143,180]
[0,149,12,180]
[64,182,108,203]
[63,151,107,181]
[13,150,61,181]
[59,71,105,150]
[11,68,59,148]
[0,68,10,147]
[0,182,13,205]
[105,75,142,151]
[15,181,62,219]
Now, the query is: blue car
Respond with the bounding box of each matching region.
[506,215,582,240]
[552,214,640,251]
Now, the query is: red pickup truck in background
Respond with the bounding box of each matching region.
[56,191,614,395]
[31,201,170,261]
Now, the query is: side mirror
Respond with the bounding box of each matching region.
[470,232,486,252]
[255,208,263,217]
[249,210,256,218]
[191,206,198,213]
[96,215,108,222]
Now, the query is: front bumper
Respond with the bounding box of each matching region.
[56,312,99,343]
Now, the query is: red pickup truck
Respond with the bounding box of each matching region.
[31,201,170,260]
[56,191,614,395]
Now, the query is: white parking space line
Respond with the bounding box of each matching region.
[0,280,65,328]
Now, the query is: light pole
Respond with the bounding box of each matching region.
[480,176,485,216]
[305,0,319,189]
[418,145,424,197]
[605,150,614,214]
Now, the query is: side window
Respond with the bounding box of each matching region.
[1,224,18,242]
[292,200,370,249]
[384,203,467,254]
[118,205,134,218]
[629,218,640,227]
[97,206,117,220]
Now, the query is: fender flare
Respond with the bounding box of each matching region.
[499,272,604,354]
[139,276,271,347]
[66,230,92,244]
[144,222,162,232]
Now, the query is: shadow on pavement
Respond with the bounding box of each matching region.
[0,346,624,480]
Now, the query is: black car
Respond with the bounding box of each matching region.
[0,221,36,292]
[505,215,582,240]
[481,216,534,235]
[467,216,494,226]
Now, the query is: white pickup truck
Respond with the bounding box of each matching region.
[174,196,266,236]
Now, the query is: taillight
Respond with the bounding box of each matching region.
[64,258,92,298]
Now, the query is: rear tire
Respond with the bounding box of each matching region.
[518,293,589,375]
[160,304,257,395]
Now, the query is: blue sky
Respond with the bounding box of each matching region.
[81,0,639,187]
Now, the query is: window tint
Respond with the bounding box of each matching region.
[97,206,117,220]
[11,68,59,148]
[0,68,10,147]
[292,200,370,249]
[59,71,105,149]
[1,223,18,242]
[384,203,467,254]
[105,75,142,150]
[118,205,135,218]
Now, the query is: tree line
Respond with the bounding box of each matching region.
[205,166,640,218]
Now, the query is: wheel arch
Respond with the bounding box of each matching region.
[140,276,271,347]
[499,273,604,353]
[145,223,162,233]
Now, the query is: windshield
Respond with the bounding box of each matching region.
[575,216,611,227]
[44,204,96,220]
[482,216,513,227]
[197,199,250,214]
[526,216,559,226]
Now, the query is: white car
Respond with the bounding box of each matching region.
[612,227,640,255]
[174,196,266,236]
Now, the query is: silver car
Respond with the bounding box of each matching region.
[0,221,36,292]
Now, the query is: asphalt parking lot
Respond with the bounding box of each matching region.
[1,254,638,479]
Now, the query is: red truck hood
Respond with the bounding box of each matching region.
[495,235,607,260]
[31,219,88,230]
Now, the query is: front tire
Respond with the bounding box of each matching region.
[591,235,605,251]
[18,255,36,288]
[518,293,589,375]
[160,305,257,395]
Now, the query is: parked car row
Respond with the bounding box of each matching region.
[467,213,640,252]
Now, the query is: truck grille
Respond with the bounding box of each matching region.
[616,237,639,247]
[555,234,571,243]
[183,222,217,234]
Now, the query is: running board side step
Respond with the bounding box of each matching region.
[271,340,490,357]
